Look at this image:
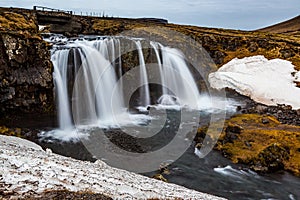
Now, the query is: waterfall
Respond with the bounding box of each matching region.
[135,40,151,107]
[150,41,200,108]
[150,42,166,95]
[52,49,73,130]
[52,39,125,130]
[50,36,200,133]
[73,44,124,125]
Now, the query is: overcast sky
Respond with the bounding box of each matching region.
[1,0,300,30]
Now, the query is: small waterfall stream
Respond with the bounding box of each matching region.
[135,40,151,106]
[52,49,73,130]
[151,41,200,108]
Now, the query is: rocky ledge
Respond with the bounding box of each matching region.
[0,135,225,200]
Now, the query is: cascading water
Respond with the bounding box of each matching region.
[52,49,73,130]
[150,41,200,108]
[46,35,204,139]
[52,41,125,129]
[135,40,151,107]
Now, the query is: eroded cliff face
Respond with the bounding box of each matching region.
[0,10,54,123]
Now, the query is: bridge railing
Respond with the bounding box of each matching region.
[33,6,72,15]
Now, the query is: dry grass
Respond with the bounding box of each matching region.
[0,12,37,33]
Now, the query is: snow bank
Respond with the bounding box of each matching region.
[0,135,225,200]
[209,56,300,109]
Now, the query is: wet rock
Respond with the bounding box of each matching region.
[194,126,208,145]
[152,174,168,182]
[239,96,300,126]
[225,123,243,134]
[255,105,268,113]
[261,117,270,124]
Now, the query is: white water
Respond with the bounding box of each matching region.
[51,49,73,130]
[49,39,129,139]
[135,40,151,106]
[213,165,260,180]
[151,42,200,109]
[44,36,238,141]
[150,42,166,95]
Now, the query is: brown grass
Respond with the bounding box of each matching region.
[0,12,37,33]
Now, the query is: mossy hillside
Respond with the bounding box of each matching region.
[1,7,299,70]
[91,19,300,71]
[196,114,300,176]
[165,24,300,70]
[0,11,37,33]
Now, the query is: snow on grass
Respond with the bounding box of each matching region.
[209,55,300,109]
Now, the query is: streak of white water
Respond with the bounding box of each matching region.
[151,42,200,108]
[135,40,151,106]
[52,49,73,130]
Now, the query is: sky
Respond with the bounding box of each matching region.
[1,0,300,30]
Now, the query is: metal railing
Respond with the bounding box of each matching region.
[33,6,72,15]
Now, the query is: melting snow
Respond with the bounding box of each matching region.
[0,135,224,199]
[209,56,300,109]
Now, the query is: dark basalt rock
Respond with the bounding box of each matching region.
[225,122,243,134]
[261,117,270,124]
[0,11,54,125]
[240,97,300,126]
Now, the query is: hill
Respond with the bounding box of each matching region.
[258,15,300,36]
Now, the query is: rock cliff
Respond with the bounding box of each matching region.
[0,9,54,124]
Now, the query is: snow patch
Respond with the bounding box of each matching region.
[209,56,300,109]
[0,135,224,199]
